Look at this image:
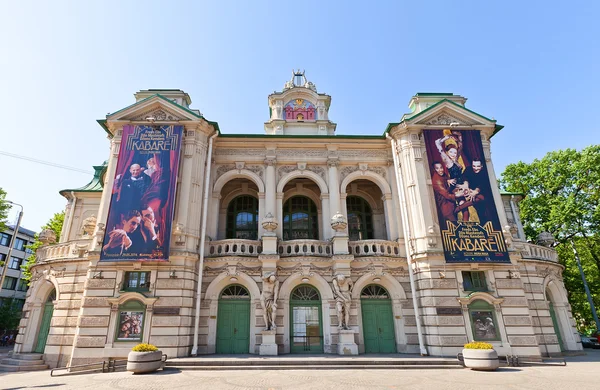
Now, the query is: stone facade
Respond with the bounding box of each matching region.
[14,74,581,367]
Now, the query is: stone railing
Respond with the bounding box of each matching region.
[348,240,401,257]
[206,239,262,257]
[520,242,559,263]
[279,240,332,257]
[36,239,92,263]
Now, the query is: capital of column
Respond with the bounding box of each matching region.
[327,158,340,167]
[264,157,277,166]
[340,192,347,200]
[320,194,330,200]
[212,192,222,199]
[258,192,266,199]
[276,192,284,200]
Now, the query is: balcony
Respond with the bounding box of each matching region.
[206,239,262,257]
[278,240,332,257]
[348,239,401,257]
[520,242,558,263]
[36,239,92,263]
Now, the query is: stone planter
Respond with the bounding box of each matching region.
[462,348,499,371]
[127,351,164,374]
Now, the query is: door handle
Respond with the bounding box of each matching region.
[378,328,382,334]
[234,328,237,334]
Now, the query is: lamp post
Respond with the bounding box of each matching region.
[571,240,600,331]
[0,201,23,294]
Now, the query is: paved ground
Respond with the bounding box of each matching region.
[1,349,599,390]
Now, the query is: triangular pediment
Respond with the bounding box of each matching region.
[406,100,495,127]
[106,94,202,122]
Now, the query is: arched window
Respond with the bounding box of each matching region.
[347,196,373,240]
[360,285,389,299]
[468,300,500,341]
[283,196,319,240]
[226,196,259,239]
[220,285,250,299]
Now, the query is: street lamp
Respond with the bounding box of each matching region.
[0,201,24,294]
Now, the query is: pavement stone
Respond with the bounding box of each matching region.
[0,349,599,390]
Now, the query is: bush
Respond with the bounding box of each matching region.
[131,343,158,352]
[464,341,494,350]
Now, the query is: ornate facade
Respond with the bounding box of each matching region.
[15,72,581,368]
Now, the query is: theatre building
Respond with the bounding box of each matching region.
[13,72,581,368]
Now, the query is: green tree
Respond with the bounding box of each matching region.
[500,145,600,332]
[22,212,65,283]
[0,187,10,233]
[0,297,23,332]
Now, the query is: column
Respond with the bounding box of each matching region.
[320,194,330,240]
[276,192,284,238]
[264,157,277,218]
[382,193,395,241]
[206,192,221,240]
[327,159,340,239]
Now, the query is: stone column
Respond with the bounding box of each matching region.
[320,194,330,241]
[276,192,284,238]
[206,192,221,241]
[264,157,277,219]
[382,193,395,241]
[327,159,341,240]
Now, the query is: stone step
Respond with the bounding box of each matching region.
[166,359,461,367]
[165,364,463,371]
[1,358,47,366]
[0,363,49,372]
[9,353,44,360]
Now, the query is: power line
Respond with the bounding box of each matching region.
[0,150,94,175]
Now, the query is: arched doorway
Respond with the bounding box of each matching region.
[34,289,56,353]
[546,290,564,352]
[290,285,323,353]
[360,285,396,353]
[216,285,250,354]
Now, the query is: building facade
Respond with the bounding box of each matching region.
[1,225,35,308]
[14,72,581,368]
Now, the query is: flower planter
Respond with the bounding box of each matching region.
[462,348,499,371]
[127,350,164,374]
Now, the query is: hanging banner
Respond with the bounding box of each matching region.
[100,125,182,262]
[423,129,509,263]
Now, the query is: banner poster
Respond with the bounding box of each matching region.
[423,129,510,263]
[100,125,183,262]
[117,311,143,341]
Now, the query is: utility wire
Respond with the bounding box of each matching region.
[0,150,93,175]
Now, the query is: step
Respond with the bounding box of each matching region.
[1,358,48,366]
[165,364,464,371]
[166,359,460,367]
[0,363,49,372]
[9,353,44,360]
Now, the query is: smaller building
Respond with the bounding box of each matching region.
[0,225,36,309]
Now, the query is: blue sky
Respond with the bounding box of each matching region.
[0,0,598,230]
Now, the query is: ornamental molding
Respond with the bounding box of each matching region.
[415,109,482,126]
[339,164,387,181]
[338,150,390,159]
[215,149,266,156]
[536,265,563,281]
[215,164,264,179]
[129,107,183,122]
[276,165,326,180]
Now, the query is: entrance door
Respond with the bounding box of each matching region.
[361,285,396,353]
[216,285,250,354]
[549,301,564,352]
[290,285,323,353]
[35,290,56,353]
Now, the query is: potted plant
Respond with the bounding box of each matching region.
[127,343,164,374]
[462,341,499,371]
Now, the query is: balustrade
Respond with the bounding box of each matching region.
[278,240,331,257]
[348,239,401,257]
[206,239,262,257]
[520,242,558,263]
[36,239,92,262]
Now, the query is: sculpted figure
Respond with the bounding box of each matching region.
[260,272,280,330]
[332,274,353,329]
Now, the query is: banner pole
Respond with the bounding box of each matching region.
[191,132,218,356]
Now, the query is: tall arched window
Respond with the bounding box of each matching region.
[347,196,373,240]
[226,196,259,239]
[283,196,318,240]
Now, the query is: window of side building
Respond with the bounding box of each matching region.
[0,233,11,246]
[2,276,17,290]
[462,271,488,292]
[122,271,151,292]
[14,238,26,251]
[17,279,28,292]
[8,257,22,270]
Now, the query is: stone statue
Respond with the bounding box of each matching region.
[332,274,353,329]
[82,215,97,237]
[260,272,280,330]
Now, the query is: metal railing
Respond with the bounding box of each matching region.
[50,354,167,377]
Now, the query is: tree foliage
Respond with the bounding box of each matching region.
[0,187,9,233]
[22,212,65,283]
[0,298,22,332]
[500,145,600,332]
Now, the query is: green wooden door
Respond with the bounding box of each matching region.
[216,285,250,354]
[549,302,564,352]
[34,301,54,353]
[361,300,396,353]
[360,285,396,354]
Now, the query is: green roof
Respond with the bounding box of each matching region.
[414,93,454,96]
[500,190,524,196]
[60,163,107,196]
[98,94,221,137]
